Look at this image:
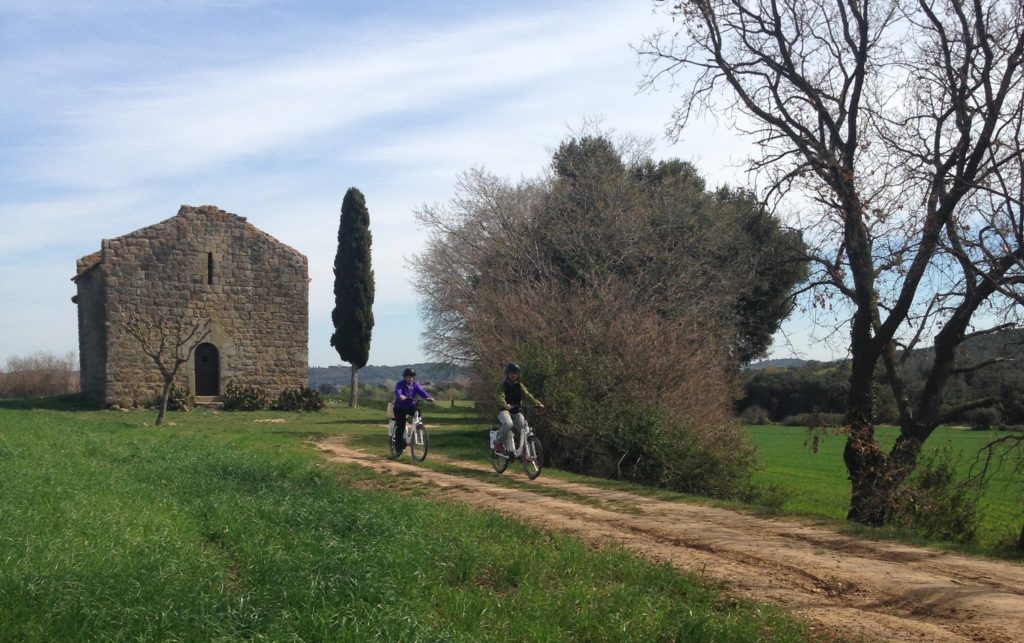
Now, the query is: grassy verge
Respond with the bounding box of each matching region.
[0,403,807,642]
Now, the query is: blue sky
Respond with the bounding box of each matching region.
[0,0,832,368]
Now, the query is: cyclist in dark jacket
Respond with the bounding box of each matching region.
[494,362,543,454]
[392,367,434,454]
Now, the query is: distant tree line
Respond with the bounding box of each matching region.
[308,363,472,390]
[738,331,1024,428]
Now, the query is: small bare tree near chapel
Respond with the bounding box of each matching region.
[121,305,211,426]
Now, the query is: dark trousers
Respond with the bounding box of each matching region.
[394,406,417,449]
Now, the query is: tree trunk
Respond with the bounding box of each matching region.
[844,310,889,524]
[844,429,890,525]
[846,304,971,524]
[349,366,359,408]
[156,380,172,426]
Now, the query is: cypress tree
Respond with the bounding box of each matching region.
[330,187,375,407]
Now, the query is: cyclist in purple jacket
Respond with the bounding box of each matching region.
[392,367,435,455]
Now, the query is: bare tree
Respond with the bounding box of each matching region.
[121,306,211,426]
[640,0,1024,523]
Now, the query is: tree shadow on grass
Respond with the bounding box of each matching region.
[0,394,100,411]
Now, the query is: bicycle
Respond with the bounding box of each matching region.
[388,408,429,461]
[489,408,543,479]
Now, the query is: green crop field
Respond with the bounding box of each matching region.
[745,425,1024,549]
[0,399,806,642]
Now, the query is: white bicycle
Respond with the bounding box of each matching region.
[489,410,544,479]
[388,409,428,461]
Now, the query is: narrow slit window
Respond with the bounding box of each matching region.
[207,252,214,285]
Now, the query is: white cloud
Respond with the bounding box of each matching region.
[14,7,628,190]
[0,191,157,257]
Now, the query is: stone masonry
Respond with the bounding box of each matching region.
[73,205,309,406]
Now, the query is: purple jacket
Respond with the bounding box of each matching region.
[394,379,432,410]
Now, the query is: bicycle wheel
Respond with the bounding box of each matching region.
[522,435,543,479]
[490,430,509,474]
[387,434,400,459]
[410,423,429,461]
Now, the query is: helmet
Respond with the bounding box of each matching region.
[403,368,416,377]
[504,362,521,374]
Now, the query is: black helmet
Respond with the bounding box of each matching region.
[505,362,521,374]
[403,368,416,377]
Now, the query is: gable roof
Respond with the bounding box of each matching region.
[72,205,306,282]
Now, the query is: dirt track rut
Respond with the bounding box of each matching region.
[317,437,1024,642]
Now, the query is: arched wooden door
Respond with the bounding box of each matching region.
[194,343,220,396]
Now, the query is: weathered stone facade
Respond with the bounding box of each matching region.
[73,205,308,406]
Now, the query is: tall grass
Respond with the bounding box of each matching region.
[0,405,806,641]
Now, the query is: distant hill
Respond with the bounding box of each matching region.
[750,329,1024,373]
[745,358,807,370]
[739,329,1024,425]
[309,363,471,390]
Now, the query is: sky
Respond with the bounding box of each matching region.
[0,0,835,369]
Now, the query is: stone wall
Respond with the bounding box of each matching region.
[76,205,308,406]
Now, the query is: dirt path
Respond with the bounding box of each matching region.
[317,437,1024,642]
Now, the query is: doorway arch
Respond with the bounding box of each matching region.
[194,343,220,396]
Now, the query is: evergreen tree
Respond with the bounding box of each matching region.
[330,187,375,407]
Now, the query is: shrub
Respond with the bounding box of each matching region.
[962,407,1003,430]
[522,351,756,499]
[414,134,810,501]
[739,404,770,425]
[144,384,194,411]
[316,383,338,396]
[272,386,325,412]
[167,385,194,411]
[889,450,981,544]
[741,481,791,510]
[0,352,78,399]
[779,412,844,428]
[221,381,271,411]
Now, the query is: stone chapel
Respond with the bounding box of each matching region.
[72,205,309,406]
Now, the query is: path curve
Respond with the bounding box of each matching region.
[317,437,1024,642]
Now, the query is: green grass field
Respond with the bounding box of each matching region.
[745,424,1024,550]
[0,399,807,642]
[3,396,1020,641]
